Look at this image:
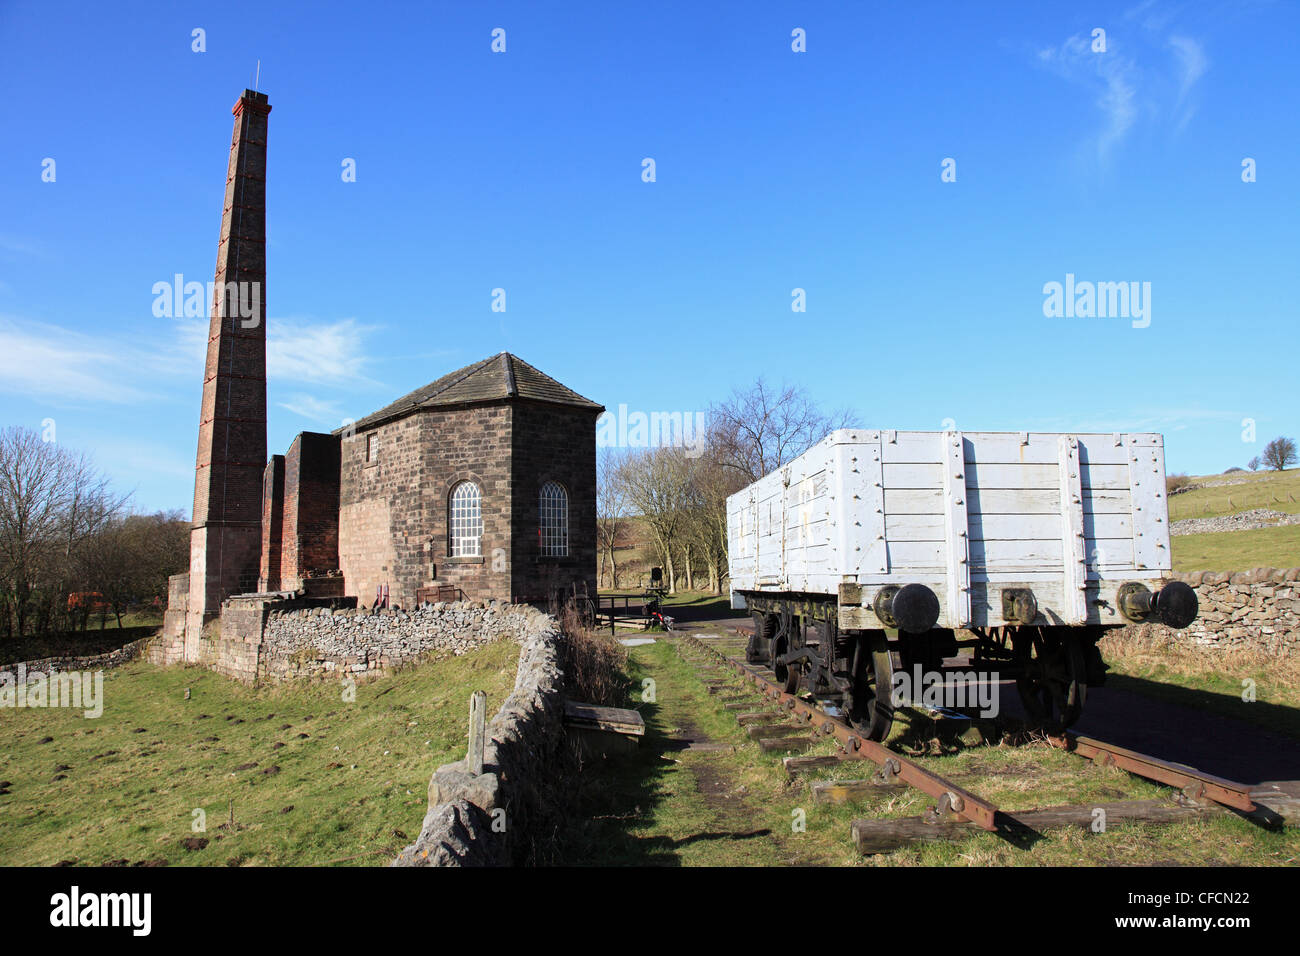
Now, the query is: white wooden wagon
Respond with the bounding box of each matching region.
[726,430,1198,738]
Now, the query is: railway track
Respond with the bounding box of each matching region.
[673,629,1290,855]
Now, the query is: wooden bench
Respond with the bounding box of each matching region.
[564,700,645,758]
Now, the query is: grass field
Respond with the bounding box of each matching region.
[1172,523,1300,573]
[552,638,1300,866]
[1165,467,1300,573]
[1169,468,1300,521]
[0,641,518,866]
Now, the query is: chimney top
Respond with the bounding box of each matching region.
[233,88,271,116]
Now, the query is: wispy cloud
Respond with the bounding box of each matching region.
[0,315,159,404]
[1036,36,1140,163]
[1034,15,1208,163]
[1168,35,1208,129]
[0,312,385,408]
[278,392,345,426]
[268,316,382,388]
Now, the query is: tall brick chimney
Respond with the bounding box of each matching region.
[186,89,271,654]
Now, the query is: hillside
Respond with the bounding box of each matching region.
[1169,468,1300,572]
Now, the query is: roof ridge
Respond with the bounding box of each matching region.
[501,352,517,398]
[423,353,499,403]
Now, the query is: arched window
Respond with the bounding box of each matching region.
[449,481,482,557]
[539,481,568,557]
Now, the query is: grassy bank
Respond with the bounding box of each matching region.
[0,640,518,866]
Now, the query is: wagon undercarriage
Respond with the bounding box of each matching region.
[740,588,1191,741]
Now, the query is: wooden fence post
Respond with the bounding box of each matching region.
[468,690,487,775]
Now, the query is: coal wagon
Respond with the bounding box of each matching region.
[726,429,1198,738]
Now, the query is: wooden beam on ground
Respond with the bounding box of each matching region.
[747,723,802,739]
[759,736,813,753]
[783,755,844,776]
[812,779,908,804]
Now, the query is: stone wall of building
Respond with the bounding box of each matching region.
[340,406,513,609]
[154,573,190,666]
[1127,567,1300,653]
[509,400,600,605]
[393,604,565,867]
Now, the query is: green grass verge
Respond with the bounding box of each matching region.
[552,638,1300,866]
[0,641,519,866]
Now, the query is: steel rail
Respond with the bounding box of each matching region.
[1049,732,1257,812]
[682,633,1000,830]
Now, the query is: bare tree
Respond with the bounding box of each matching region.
[709,378,855,484]
[596,449,632,590]
[1248,456,1261,472]
[0,427,129,638]
[1262,436,1298,472]
[616,446,698,595]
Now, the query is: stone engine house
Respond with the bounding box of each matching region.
[162,88,601,675]
[258,352,603,609]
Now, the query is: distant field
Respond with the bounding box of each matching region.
[1167,467,1300,572]
[1169,468,1300,521]
[0,641,518,866]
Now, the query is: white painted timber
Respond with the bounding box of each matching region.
[727,430,1171,626]
[1057,435,1089,625]
[941,431,972,627]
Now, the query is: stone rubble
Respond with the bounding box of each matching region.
[1170,508,1300,536]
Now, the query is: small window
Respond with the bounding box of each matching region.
[539,481,568,557]
[365,433,377,463]
[450,481,483,557]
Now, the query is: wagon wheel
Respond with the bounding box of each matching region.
[781,618,803,695]
[1014,627,1086,733]
[747,612,773,664]
[576,596,596,629]
[845,632,894,741]
[771,610,792,687]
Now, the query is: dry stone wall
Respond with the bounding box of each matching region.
[261,600,526,681]
[1126,567,1300,652]
[2,635,155,678]
[393,605,564,867]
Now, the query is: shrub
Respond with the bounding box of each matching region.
[557,601,630,708]
[1166,473,1193,495]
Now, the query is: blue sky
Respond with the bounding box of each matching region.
[1,0,1296,514]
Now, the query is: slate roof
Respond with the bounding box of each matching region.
[345,353,603,432]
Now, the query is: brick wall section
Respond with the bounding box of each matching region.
[1122,568,1300,653]
[509,400,599,604]
[259,456,285,590]
[280,432,341,589]
[188,89,271,627]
